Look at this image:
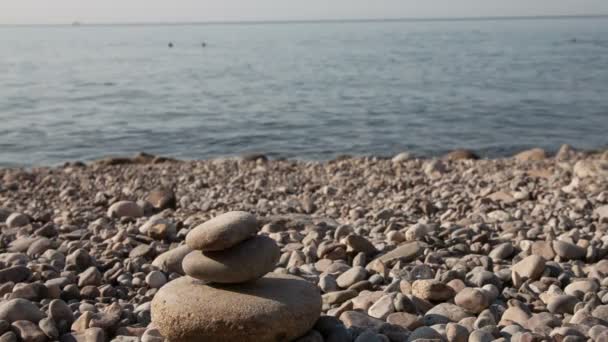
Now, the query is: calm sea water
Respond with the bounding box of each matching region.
[1,17,608,167]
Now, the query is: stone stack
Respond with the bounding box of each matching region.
[151,211,322,342]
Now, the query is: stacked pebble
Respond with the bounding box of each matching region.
[151,211,322,342]
[182,211,280,283]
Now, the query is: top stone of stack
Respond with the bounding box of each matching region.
[186,211,259,251]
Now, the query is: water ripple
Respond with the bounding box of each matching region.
[0,18,607,167]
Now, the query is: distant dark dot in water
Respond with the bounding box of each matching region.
[201,42,207,47]
[103,82,115,86]
[168,42,174,48]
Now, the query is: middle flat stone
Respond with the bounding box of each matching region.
[182,235,280,284]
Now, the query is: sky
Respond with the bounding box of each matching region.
[2,0,608,25]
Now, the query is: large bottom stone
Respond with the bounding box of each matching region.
[151,273,322,342]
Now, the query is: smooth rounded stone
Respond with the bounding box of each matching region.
[185,211,259,251]
[26,238,53,258]
[547,295,579,314]
[445,323,469,342]
[468,330,493,342]
[424,303,473,325]
[0,266,32,283]
[590,325,608,340]
[514,148,546,161]
[5,213,29,228]
[500,325,525,339]
[315,259,334,273]
[0,332,15,342]
[481,284,499,303]
[597,332,608,342]
[368,294,396,320]
[78,267,102,287]
[344,235,376,256]
[0,299,45,323]
[352,292,381,311]
[146,187,176,210]
[412,280,455,302]
[140,216,176,239]
[39,318,59,340]
[337,267,367,288]
[565,280,599,298]
[78,303,97,313]
[182,235,280,283]
[152,245,192,275]
[148,220,176,240]
[530,241,555,260]
[65,249,92,272]
[323,290,358,306]
[48,300,74,326]
[489,242,514,261]
[596,205,608,222]
[8,237,38,253]
[512,255,546,281]
[319,274,339,293]
[454,288,489,314]
[473,310,496,330]
[71,311,93,333]
[0,253,28,266]
[339,311,385,330]
[387,312,423,330]
[325,263,351,275]
[366,242,421,271]
[10,283,48,301]
[11,320,47,342]
[550,327,586,340]
[146,271,167,289]
[350,281,372,293]
[552,241,586,260]
[151,273,321,342]
[525,313,559,336]
[592,305,608,321]
[446,279,465,294]
[443,149,479,160]
[74,328,106,342]
[465,270,502,289]
[499,306,531,326]
[107,201,143,219]
[88,302,121,330]
[407,326,443,342]
[394,293,417,314]
[392,152,414,162]
[130,246,155,261]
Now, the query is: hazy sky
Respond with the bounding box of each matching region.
[3,0,608,24]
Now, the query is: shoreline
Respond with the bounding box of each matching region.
[1,144,607,171]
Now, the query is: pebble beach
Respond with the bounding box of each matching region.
[1,145,608,342]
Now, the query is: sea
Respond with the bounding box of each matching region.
[1,17,607,167]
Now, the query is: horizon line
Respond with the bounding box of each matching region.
[1,13,608,27]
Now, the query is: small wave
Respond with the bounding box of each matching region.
[562,38,608,48]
